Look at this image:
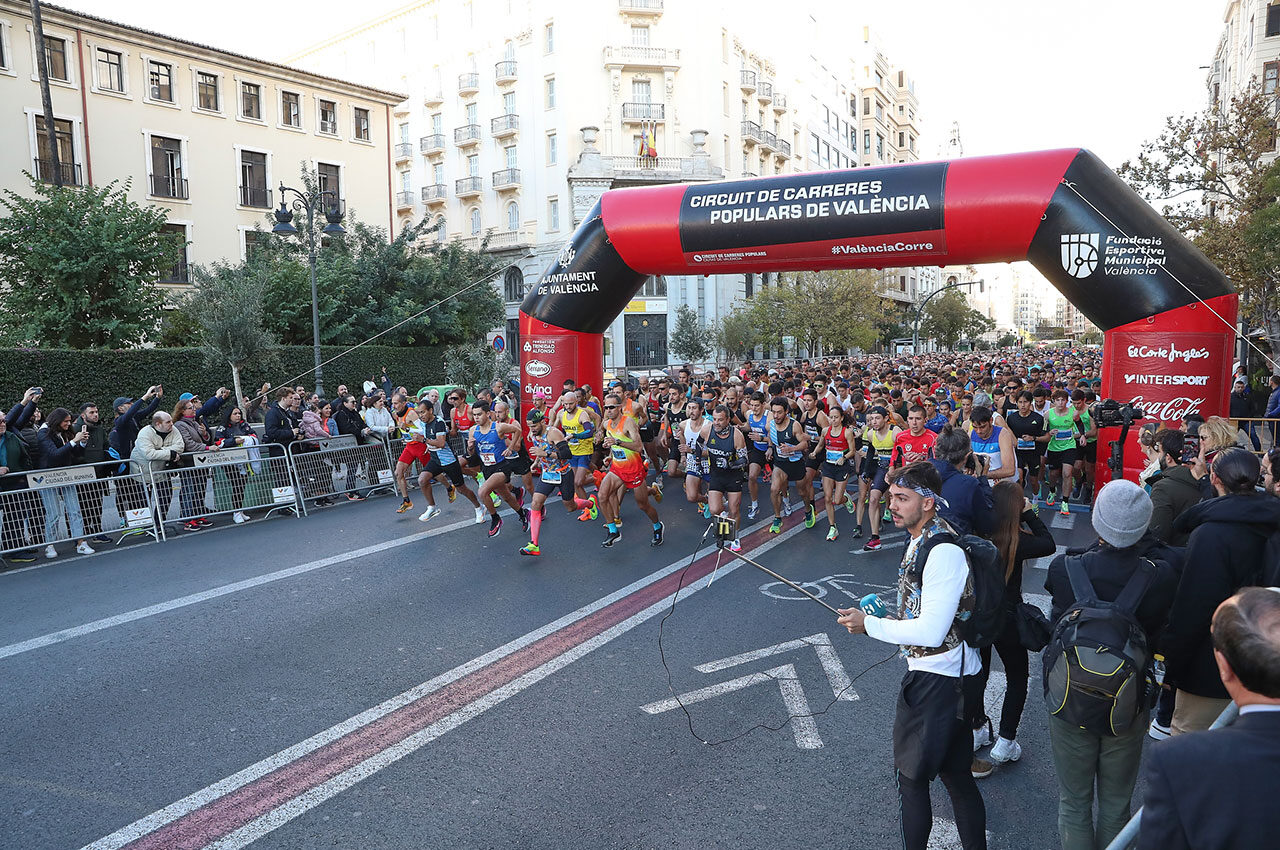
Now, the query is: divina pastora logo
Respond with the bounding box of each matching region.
[1060,233,1100,278]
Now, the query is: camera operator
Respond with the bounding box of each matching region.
[837,461,987,850]
[1147,430,1203,547]
[930,425,994,537]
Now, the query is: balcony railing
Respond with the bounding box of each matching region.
[778,139,792,157]
[618,0,663,11]
[150,174,189,199]
[491,114,520,137]
[740,120,763,144]
[740,171,759,178]
[394,142,413,160]
[395,191,415,208]
[424,91,444,106]
[421,183,447,202]
[495,60,517,83]
[33,158,82,186]
[757,80,773,102]
[160,259,189,284]
[621,101,665,121]
[420,133,445,153]
[455,176,483,195]
[739,69,757,91]
[761,130,777,151]
[458,72,480,94]
[492,168,520,189]
[239,185,272,208]
[610,155,685,176]
[772,93,787,111]
[454,123,482,145]
[319,119,337,135]
[456,228,535,252]
[603,45,680,66]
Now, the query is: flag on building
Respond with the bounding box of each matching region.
[645,120,657,157]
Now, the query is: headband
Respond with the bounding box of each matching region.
[905,484,949,508]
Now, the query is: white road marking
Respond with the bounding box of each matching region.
[79,517,807,850]
[693,632,859,702]
[1051,511,1076,529]
[758,574,895,604]
[929,818,993,849]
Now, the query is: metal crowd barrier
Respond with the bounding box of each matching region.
[0,458,160,562]
[1228,416,1277,454]
[1103,700,1240,850]
[149,443,302,537]
[287,435,396,515]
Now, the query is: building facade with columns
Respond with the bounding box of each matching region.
[291,0,929,368]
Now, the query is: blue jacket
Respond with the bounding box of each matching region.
[109,396,160,458]
[929,458,994,537]
[1265,386,1280,419]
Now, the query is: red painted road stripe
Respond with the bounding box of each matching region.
[124,511,810,850]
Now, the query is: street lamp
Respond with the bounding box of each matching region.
[913,278,982,354]
[273,183,346,398]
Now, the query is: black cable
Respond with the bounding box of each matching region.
[656,519,900,746]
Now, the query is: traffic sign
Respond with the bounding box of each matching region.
[493,335,505,353]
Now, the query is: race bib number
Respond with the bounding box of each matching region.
[750,428,765,443]
[1055,429,1073,440]
[480,451,498,466]
[1016,438,1035,451]
[826,449,845,464]
[610,447,628,462]
[540,466,562,484]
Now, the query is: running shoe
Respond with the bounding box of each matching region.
[519,543,541,557]
[882,507,892,523]
[769,518,783,534]
[447,486,457,503]
[1045,491,1056,507]
[589,493,599,520]
[488,515,503,537]
[728,538,741,552]
[650,522,664,548]
[973,717,995,752]
[989,737,1022,764]
[474,506,486,524]
[513,486,525,510]
[863,535,881,551]
[650,482,663,503]
[520,508,531,533]
[490,492,501,508]
[746,501,758,520]
[1059,500,1071,517]
[700,502,711,519]
[845,494,857,514]
[804,505,817,529]
[419,505,441,522]
[396,498,413,514]
[850,526,863,539]
[602,528,621,547]
[826,527,838,542]
[196,518,214,528]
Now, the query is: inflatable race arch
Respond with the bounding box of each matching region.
[519,148,1237,484]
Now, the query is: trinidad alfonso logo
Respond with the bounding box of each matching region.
[1060,233,1100,278]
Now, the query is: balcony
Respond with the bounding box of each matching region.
[772,93,787,112]
[602,44,680,68]
[455,175,483,197]
[491,113,519,138]
[420,133,445,154]
[33,158,82,186]
[454,123,482,146]
[424,91,444,107]
[621,101,665,122]
[739,69,757,92]
[239,185,272,208]
[740,120,764,145]
[777,139,792,158]
[394,142,413,161]
[492,167,521,190]
[456,227,535,252]
[160,258,189,284]
[757,80,773,104]
[458,72,480,95]
[395,190,415,209]
[760,130,777,152]
[421,183,447,204]
[618,0,663,13]
[150,174,189,200]
[495,60,517,85]
[740,171,758,178]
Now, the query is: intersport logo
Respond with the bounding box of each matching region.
[1123,374,1209,387]
[1126,344,1210,364]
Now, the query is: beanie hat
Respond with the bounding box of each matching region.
[1091,479,1152,549]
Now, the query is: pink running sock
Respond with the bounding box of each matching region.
[529,508,543,545]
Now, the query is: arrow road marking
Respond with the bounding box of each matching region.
[640,663,822,749]
[693,632,859,702]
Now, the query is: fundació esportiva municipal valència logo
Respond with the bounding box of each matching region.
[1060,233,1100,278]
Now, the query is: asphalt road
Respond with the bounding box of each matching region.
[1,481,1102,850]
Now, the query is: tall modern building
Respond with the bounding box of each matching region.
[290,0,930,368]
[1207,0,1279,172]
[0,0,402,290]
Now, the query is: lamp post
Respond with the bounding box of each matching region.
[913,278,982,353]
[272,183,345,398]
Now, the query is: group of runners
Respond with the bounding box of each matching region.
[377,350,1104,557]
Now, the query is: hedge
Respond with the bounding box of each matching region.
[0,345,445,415]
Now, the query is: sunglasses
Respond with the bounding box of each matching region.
[603,404,619,410]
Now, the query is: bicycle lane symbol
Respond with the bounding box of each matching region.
[759,574,894,604]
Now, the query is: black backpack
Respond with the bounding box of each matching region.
[1043,555,1157,736]
[1258,527,1280,588]
[918,532,1006,649]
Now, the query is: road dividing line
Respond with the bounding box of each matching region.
[80,512,813,850]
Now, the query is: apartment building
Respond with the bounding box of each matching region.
[1207,0,1280,171]
[291,0,930,367]
[0,0,402,290]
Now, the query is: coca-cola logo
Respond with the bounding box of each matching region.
[1128,395,1205,422]
[1126,344,1210,364]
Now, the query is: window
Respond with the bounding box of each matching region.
[354,107,370,140]
[1268,4,1280,37]
[631,25,650,46]
[899,275,906,292]
[545,22,554,53]
[506,200,520,231]
[0,21,7,70]
[862,96,869,115]
[281,91,301,127]
[196,72,219,111]
[546,132,557,165]
[503,91,516,114]
[96,48,124,92]
[466,153,479,176]
[632,79,651,103]
[470,207,482,234]
[239,150,269,207]
[548,197,560,231]
[34,115,75,184]
[1265,61,1279,96]
[432,162,444,184]
[399,170,411,192]
[809,133,819,162]
[240,82,261,119]
[149,135,187,199]
[432,112,443,134]
[642,275,666,297]
[863,129,870,154]
[317,162,341,201]
[42,35,67,81]
[875,100,883,122]
[722,83,729,115]
[160,223,189,283]
[318,99,337,134]
[148,60,173,102]
[545,77,556,109]
[398,122,410,144]
[898,131,905,148]
[465,101,478,124]
[504,266,524,302]
[504,144,517,169]
[243,229,266,261]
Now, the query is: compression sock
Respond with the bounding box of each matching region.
[529,509,543,545]
[606,522,618,534]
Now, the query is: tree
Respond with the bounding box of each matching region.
[919,289,984,349]
[669,303,713,363]
[0,177,177,348]
[1117,80,1280,366]
[996,332,1020,348]
[443,341,513,396]
[962,309,995,345]
[186,260,279,418]
[714,306,758,360]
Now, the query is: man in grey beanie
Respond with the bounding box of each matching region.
[1042,478,1181,850]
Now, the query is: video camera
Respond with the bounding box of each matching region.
[1095,398,1146,429]
[713,513,738,549]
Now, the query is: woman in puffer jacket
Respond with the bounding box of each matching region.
[299,400,337,506]
[172,398,214,530]
[216,405,261,525]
